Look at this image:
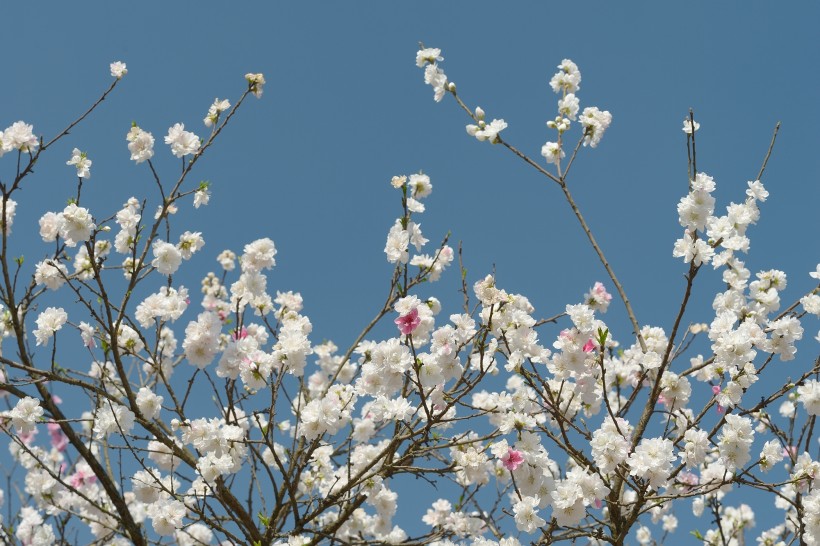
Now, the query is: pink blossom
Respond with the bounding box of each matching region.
[69,467,97,488]
[18,429,37,445]
[592,282,612,302]
[582,339,595,353]
[677,471,699,487]
[48,421,68,452]
[657,394,667,405]
[394,307,421,335]
[232,327,248,340]
[712,385,724,413]
[501,448,525,471]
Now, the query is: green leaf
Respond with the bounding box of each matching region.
[257,512,270,527]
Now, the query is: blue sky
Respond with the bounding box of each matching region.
[2,2,819,542]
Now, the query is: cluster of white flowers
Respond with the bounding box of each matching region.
[165,123,200,158]
[550,59,581,94]
[627,437,675,490]
[299,384,358,440]
[182,310,223,368]
[34,258,69,291]
[541,59,612,165]
[271,310,313,377]
[718,413,754,470]
[416,47,449,102]
[33,307,67,346]
[245,73,265,98]
[0,121,39,157]
[579,106,613,148]
[383,174,453,278]
[152,239,183,275]
[135,286,189,328]
[9,397,43,434]
[136,387,164,420]
[15,507,56,545]
[702,504,756,546]
[66,147,92,178]
[93,402,136,440]
[109,61,127,79]
[188,418,248,484]
[0,196,17,236]
[113,197,141,255]
[38,202,96,248]
[466,107,508,144]
[126,124,155,163]
[591,416,632,474]
[423,498,486,538]
[0,49,817,546]
[204,97,230,127]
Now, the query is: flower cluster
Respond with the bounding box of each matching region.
[541,59,612,166]
[0,121,38,157]
[165,123,201,157]
[466,107,508,144]
[384,173,453,280]
[0,50,816,546]
[66,148,92,178]
[416,47,449,102]
[204,98,230,127]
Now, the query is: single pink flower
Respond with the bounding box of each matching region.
[51,433,68,452]
[232,327,248,340]
[394,307,421,335]
[657,394,667,405]
[593,282,612,302]
[69,467,96,488]
[501,448,525,472]
[18,429,37,445]
[582,339,595,353]
[48,422,68,452]
[712,385,721,395]
[677,471,699,487]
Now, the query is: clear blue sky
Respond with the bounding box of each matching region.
[2,2,819,542]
